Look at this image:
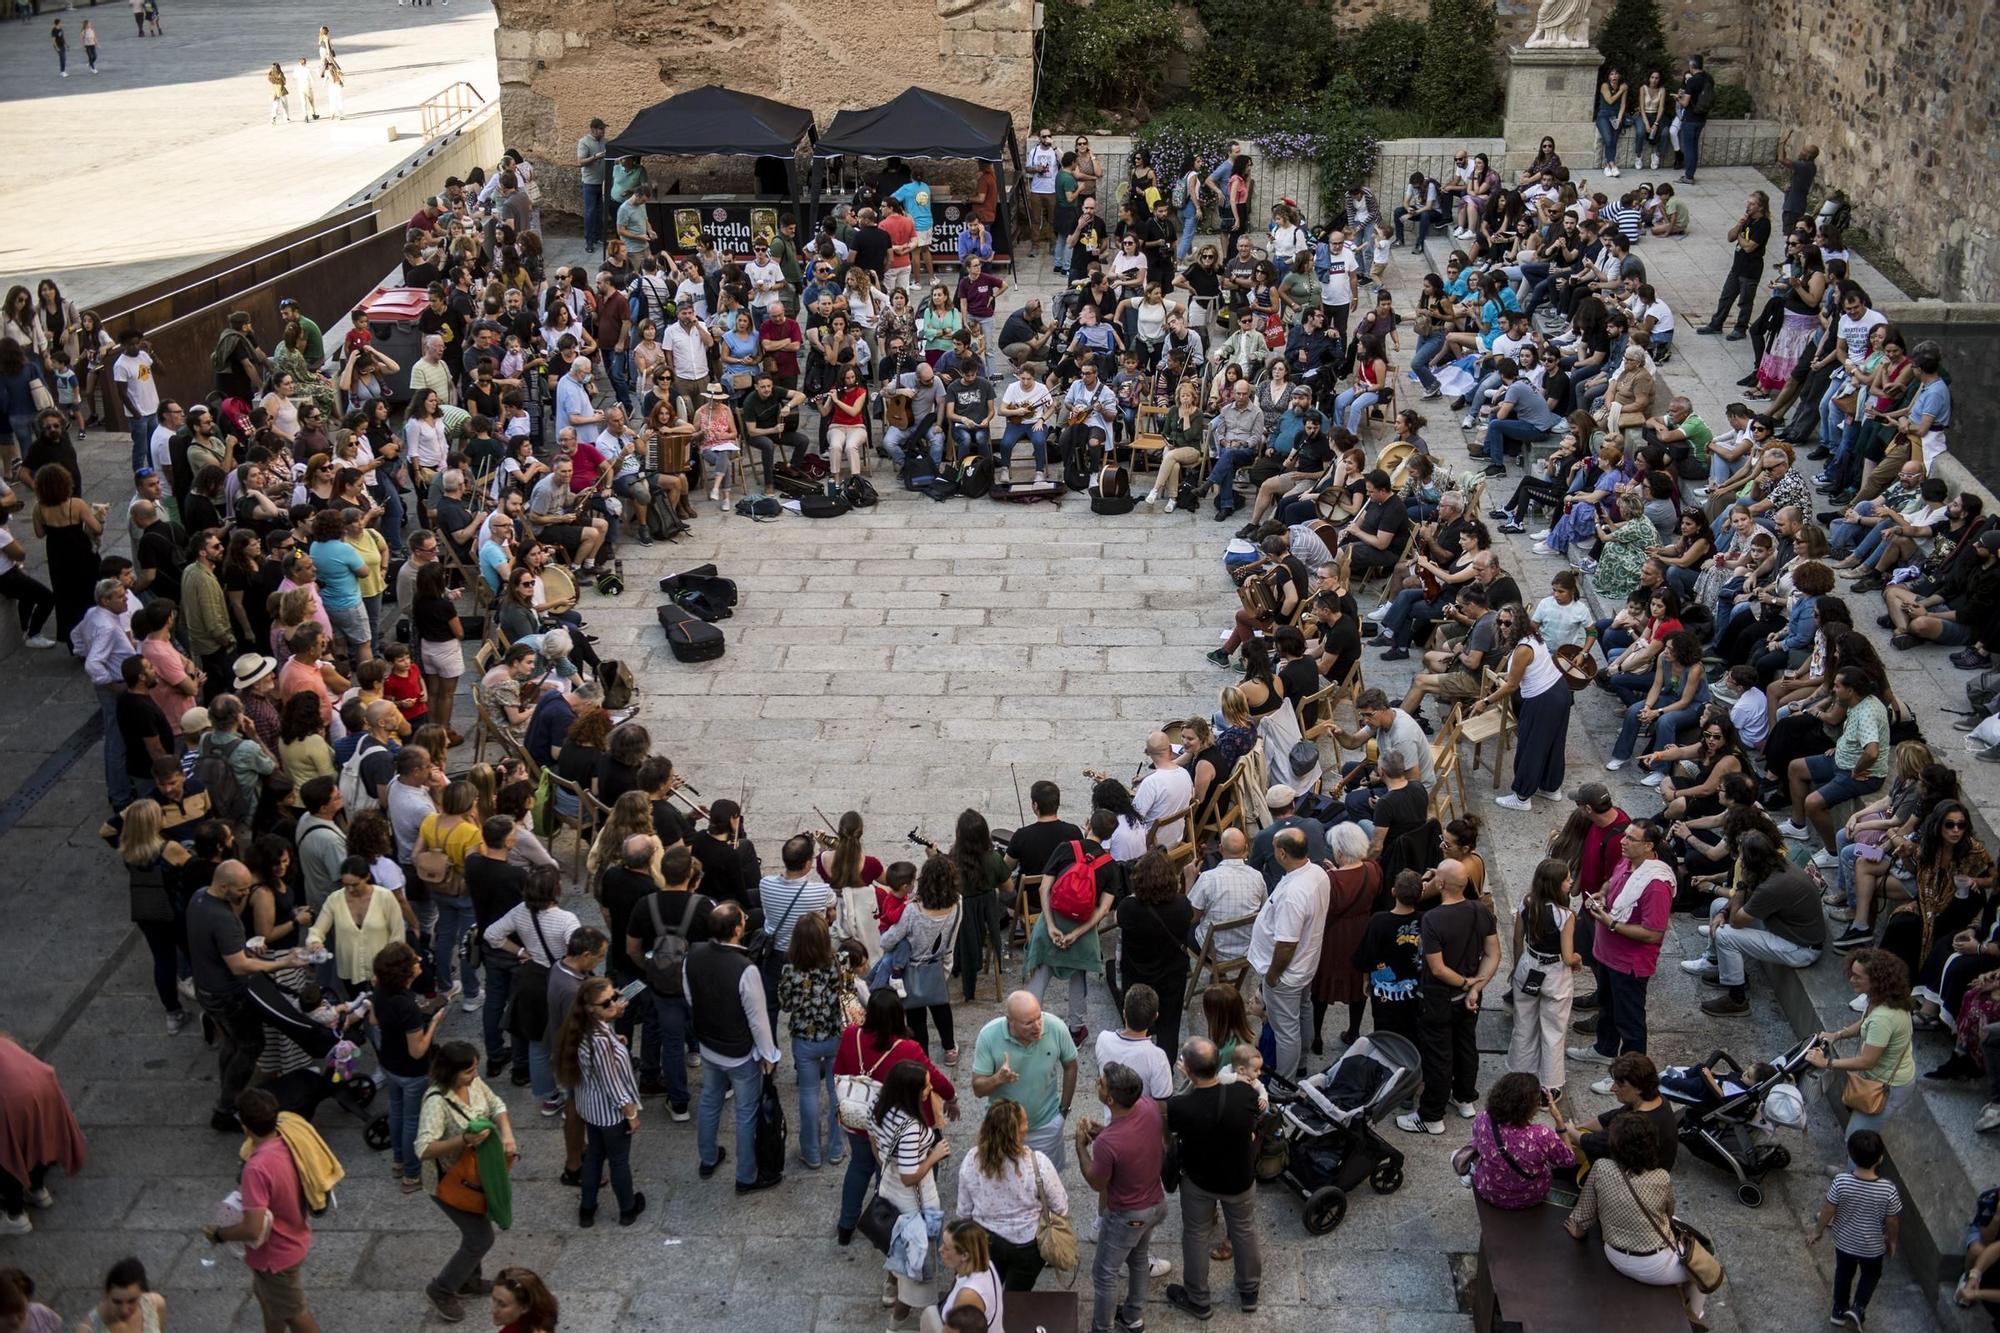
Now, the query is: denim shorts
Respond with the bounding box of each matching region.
[324,601,371,650]
[1933,619,1975,647]
[1805,753,1884,807]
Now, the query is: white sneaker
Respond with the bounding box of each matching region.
[1640,772,1665,787]
[1567,1045,1613,1066]
[1813,850,1840,870]
[178,976,196,1002]
[1495,793,1533,811]
[1590,1076,1616,1095]
[1454,1100,1478,1119]
[1531,541,1557,556]
[24,635,56,649]
[166,1010,188,1035]
[1574,557,1597,575]
[1536,789,1564,800]
[1528,529,1551,542]
[669,1103,691,1122]
[1144,488,1161,506]
[1149,1257,1173,1277]
[1395,1112,1444,1136]
[1680,956,1716,973]
[1609,165,1621,178]
[1696,924,1714,938]
[461,994,482,1012]
[1778,819,1811,841]
[1163,498,1176,514]
[25,1187,52,1209]
[1975,1101,2000,1134]
[1460,415,1477,431]
[0,1212,28,1236]
[1033,471,1046,484]
[1604,758,1625,771]
[1369,601,1394,621]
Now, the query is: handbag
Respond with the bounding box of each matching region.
[835,1030,896,1132]
[1613,1164,1724,1294]
[427,1092,489,1214]
[858,1190,902,1254]
[899,910,956,1009]
[29,376,54,414]
[1033,1154,1079,1271]
[1840,1070,1888,1115]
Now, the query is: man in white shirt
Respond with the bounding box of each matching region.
[1318,228,1358,342]
[149,400,182,482]
[660,306,715,412]
[1132,731,1194,849]
[1246,830,1330,1080]
[1187,828,1267,959]
[743,240,787,307]
[1636,283,1676,361]
[1024,127,1060,257]
[1095,988,1174,1099]
[554,356,605,445]
[112,330,161,476]
[997,364,1054,481]
[77,577,139,806]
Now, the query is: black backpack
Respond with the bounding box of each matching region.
[901,449,938,492]
[958,456,994,499]
[1174,475,1204,514]
[641,892,704,999]
[844,475,879,508]
[193,734,251,823]
[659,565,738,607]
[734,496,781,520]
[799,492,851,518]
[925,464,962,502]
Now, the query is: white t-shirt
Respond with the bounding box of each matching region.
[1643,299,1677,337]
[0,517,16,577]
[672,277,708,321]
[745,258,786,295]
[1133,764,1194,849]
[1837,308,1887,361]
[1001,380,1053,427]
[1730,686,1769,748]
[1094,1029,1174,1099]
[662,321,710,380]
[1247,862,1330,988]
[1026,143,1060,194]
[113,350,160,416]
[1532,594,1593,650]
[150,421,176,473]
[1319,245,1357,306]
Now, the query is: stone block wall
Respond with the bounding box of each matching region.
[1746,0,1999,301]
[491,0,1037,218]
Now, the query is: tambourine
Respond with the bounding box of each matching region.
[1554,643,1599,691]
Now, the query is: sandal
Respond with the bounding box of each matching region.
[1211,1242,1234,1262]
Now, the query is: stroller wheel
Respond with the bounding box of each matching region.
[1736,1182,1764,1208]
[346,1074,377,1108]
[1370,1161,1404,1194]
[363,1114,392,1152]
[1303,1185,1348,1235]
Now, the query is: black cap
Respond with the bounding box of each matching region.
[1570,782,1614,812]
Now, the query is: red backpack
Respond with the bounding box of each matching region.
[1047,840,1112,922]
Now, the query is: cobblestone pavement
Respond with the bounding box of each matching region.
[0,172,1966,1330]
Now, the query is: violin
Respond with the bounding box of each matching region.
[907,828,942,856]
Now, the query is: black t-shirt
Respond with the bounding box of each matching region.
[1319,613,1362,685]
[465,854,526,933]
[374,988,432,1078]
[1354,908,1424,1004]
[650,799,691,849]
[1483,575,1523,614]
[1581,1099,1680,1169]
[185,889,248,995]
[1417,897,1497,993]
[743,391,791,434]
[1278,656,1320,708]
[116,691,176,779]
[463,434,506,480]
[182,495,224,537]
[1373,781,1430,852]
[1167,1082,1261,1195]
[598,867,661,982]
[464,380,503,419]
[435,497,478,556]
[1179,263,1221,303]
[1221,258,1259,308]
[851,224,892,277]
[597,755,642,807]
[137,525,185,602]
[556,741,602,792]
[412,595,459,644]
[1117,895,1193,985]
[1730,215,1772,277]
[403,259,446,290]
[949,380,995,423]
[1008,820,1085,891]
[691,834,761,907]
[1360,495,1410,549]
[626,887,716,989]
[1040,838,1122,916]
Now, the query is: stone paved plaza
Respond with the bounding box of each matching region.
[0,103,1981,1327]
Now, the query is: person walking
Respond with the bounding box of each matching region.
[372,941,448,1193]
[201,1089,323,1333]
[685,901,783,1193]
[1076,1062,1170,1333]
[1507,858,1581,1098]
[956,1098,1070,1291]
[1164,1036,1263,1319]
[1398,860,1500,1135]
[1247,828,1330,1080]
[555,976,646,1228]
[51,20,67,76]
[267,63,291,124]
[413,1041,519,1324]
[1810,1129,1902,1328]
[81,20,98,72]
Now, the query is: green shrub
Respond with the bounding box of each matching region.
[1709,82,1754,119]
[1413,0,1500,135]
[1190,0,1342,118]
[1593,0,1673,88]
[1348,14,1428,107]
[1037,0,1184,121]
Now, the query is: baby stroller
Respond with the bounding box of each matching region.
[1665,1035,1817,1207]
[265,1037,381,1141]
[1263,1031,1421,1234]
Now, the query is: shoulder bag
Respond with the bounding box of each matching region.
[1452,1121,1538,1187]
[1033,1152,1079,1271]
[899,907,958,1009]
[425,1090,488,1214]
[835,1029,897,1132]
[1613,1163,1725,1293]
[1840,1069,1888,1115]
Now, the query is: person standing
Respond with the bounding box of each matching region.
[81,20,98,73]
[51,20,67,77]
[1023,128,1059,258]
[555,976,647,1228]
[1674,54,1714,184]
[971,991,1080,1170]
[186,861,292,1132]
[413,1041,520,1324]
[1397,860,1499,1135]
[955,1098,1070,1291]
[1076,1063,1170,1333]
[1696,191,1772,340]
[1777,135,1820,237]
[1506,858,1580,1097]
[577,118,609,254]
[1246,829,1330,1080]
[1164,1037,1263,1320]
[685,901,783,1193]
[201,1089,323,1333]
[1569,821,1673,1069]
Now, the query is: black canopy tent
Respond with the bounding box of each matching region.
[605,85,818,251]
[814,87,1022,255]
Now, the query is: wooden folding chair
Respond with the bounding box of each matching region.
[545,772,593,881]
[1182,910,1262,1011]
[469,691,499,766]
[1428,712,1466,821]
[1454,669,1516,789]
[1128,403,1169,480]
[1145,806,1197,885]
[1014,874,1044,951]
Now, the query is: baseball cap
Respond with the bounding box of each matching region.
[1978,530,2000,553]
[1265,784,1296,808]
[1570,782,1614,812]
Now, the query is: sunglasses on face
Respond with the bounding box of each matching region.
[1945,820,1970,830]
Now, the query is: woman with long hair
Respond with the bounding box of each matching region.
[490,1266,560,1332]
[1092,776,1148,864]
[29,458,102,645]
[420,780,484,1004]
[957,1097,1068,1291]
[1564,1115,1709,1319]
[819,809,882,891]
[1507,859,1580,1096]
[414,1040,519,1322]
[1118,849,1195,1055]
[584,789,655,896]
[951,808,1010,1005]
[1830,752,1949,935]
[1874,802,1994,985]
[831,987,956,1244]
[555,975,644,1226]
[872,1060,951,1321]
[1607,631,1707,769]
[119,799,192,1034]
[375,941,449,1191]
[880,855,964,1061]
[777,912,860,1170]
[411,561,464,738]
[1203,981,1256,1058]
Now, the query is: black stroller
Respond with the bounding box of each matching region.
[1665,1035,1817,1207]
[1263,1031,1421,1234]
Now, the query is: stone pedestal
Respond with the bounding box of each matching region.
[1502,44,1604,173]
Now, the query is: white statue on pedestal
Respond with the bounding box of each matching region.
[1524,0,1592,48]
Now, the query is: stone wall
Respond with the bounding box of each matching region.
[1745,0,1998,302]
[1321,0,1746,69]
[491,0,1037,218]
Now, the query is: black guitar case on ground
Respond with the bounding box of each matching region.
[657,603,725,661]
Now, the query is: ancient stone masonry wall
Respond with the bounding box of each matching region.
[1746,0,1998,301]
[491,0,1037,217]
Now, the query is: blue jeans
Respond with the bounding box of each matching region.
[581,180,604,249]
[97,683,133,810]
[1596,618,1633,658]
[1351,221,1377,281]
[1605,670,1654,706]
[1614,684,1710,761]
[698,1055,764,1185]
[604,347,634,409]
[792,1034,841,1167]
[1482,417,1549,467]
[1679,116,1706,179]
[1092,1201,1169,1333]
[1595,115,1623,165]
[1592,963,1650,1057]
[838,1129,878,1230]
[997,422,1047,471]
[1393,205,1446,247]
[1207,446,1257,509]
[649,995,690,1108]
[128,411,156,475]
[581,1119,637,1216]
[529,1039,555,1101]
[371,475,407,558]
[481,960,523,1070]
[386,1069,429,1180]
[1334,388,1380,436]
[1409,331,1447,391]
[1176,200,1198,261]
[431,894,479,1001]
[951,422,993,461]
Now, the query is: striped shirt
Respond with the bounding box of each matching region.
[572,1021,642,1128]
[1826,1174,1901,1257]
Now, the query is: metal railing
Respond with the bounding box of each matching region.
[419,81,486,141]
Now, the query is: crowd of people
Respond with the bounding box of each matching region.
[1,61,1997,1333]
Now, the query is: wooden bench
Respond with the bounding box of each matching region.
[1471,1199,1686,1333]
[1005,1289,1079,1333]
